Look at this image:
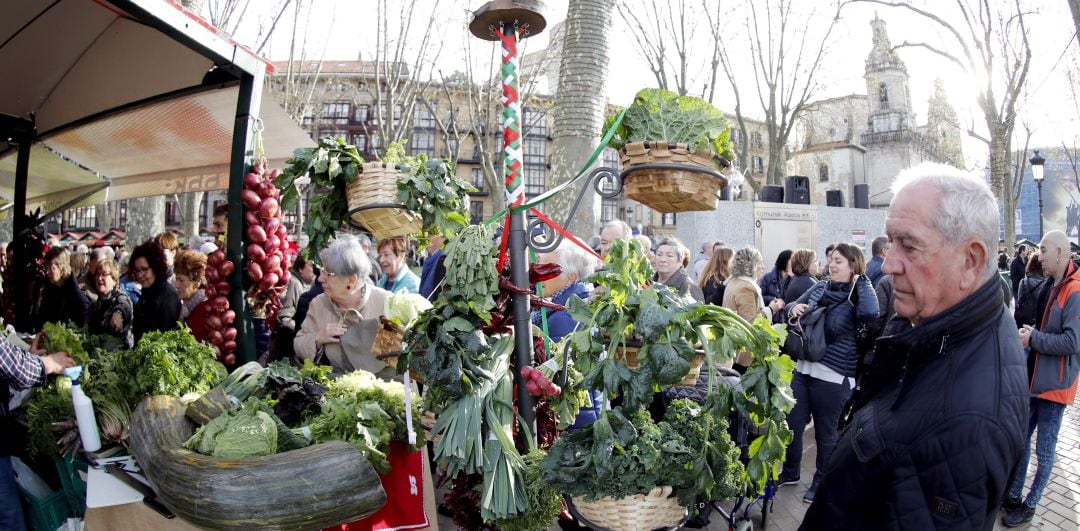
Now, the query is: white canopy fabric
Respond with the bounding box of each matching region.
[0,0,312,206]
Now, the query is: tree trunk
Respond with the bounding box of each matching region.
[125,196,165,250]
[989,127,1015,250]
[1070,0,1080,51]
[178,191,204,246]
[547,0,614,239]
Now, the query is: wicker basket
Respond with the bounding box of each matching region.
[347,162,422,240]
[572,486,685,531]
[613,345,704,386]
[619,141,727,213]
[677,355,706,387]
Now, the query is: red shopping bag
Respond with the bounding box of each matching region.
[328,442,429,531]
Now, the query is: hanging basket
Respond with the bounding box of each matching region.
[571,486,685,531]
[619,141,728,213]
[347,162,422,240]
[610,340,705,386]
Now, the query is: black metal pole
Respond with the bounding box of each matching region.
[509,207,536,433]
[13,122,32,331]
[1037,180,1044,238]
[227,74,256,364]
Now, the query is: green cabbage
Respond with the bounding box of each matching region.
[184,406,278,459]
[384,293,433,328]
[606,88,736,164]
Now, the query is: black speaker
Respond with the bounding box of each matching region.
[761,185,784,203]
[854,184,870,209]
[826,190,845,207]
[785,175,810,204]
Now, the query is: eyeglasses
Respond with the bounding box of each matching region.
[132,266,151,275]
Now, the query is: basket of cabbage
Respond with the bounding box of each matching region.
[376,293,433,373]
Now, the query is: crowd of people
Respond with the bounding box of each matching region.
[0,161,1077,530]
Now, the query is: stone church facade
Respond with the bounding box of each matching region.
[789,16,964,208]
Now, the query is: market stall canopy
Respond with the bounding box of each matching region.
[0,0,313,207]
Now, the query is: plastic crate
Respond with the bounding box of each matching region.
[18,485,71,531]
[54,454,87,516]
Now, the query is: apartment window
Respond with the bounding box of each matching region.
[370,134,381,152]
[471,168,486,191]
[446,137,459,159]
[64,206,96,229]
[662,212,676,226]
[350,132,368,152]
[470,200,485,224]
[323,130,347,141]
[818,163,830,182]
[524,109,547,137]
[118,200,128,228]
[751,132,763,149]
[414,103,437,129]
[321,101,350,125]
[472,141,483,161]
[752,156,764,174]
[354,104,369,123]
[602,147,621,170]
[410,128,436,156]
[523,136,546,197]
[730,127,743,147]
[601,198,619,223]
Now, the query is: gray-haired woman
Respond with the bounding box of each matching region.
[723,246,784,372]
[653,237,704,301]
[294,235,394,378]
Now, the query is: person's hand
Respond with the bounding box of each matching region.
[110,312,123,332]
[769,298,785,313]
[316,323,347,345]
[1019,325,1033,348]
[790,303,809,319]
[30,333,45,355]
[41,352,75,375]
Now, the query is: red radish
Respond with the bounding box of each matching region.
[207,268,220,283]
[263,217,280,236]
[215,280,230,293]
[270,168,281,180]
[223,310,236,324]
[549,385,561,396]
[224,353,236,365]
[207,315,222,330]
[247,225,267,244]
[526,380,540,396]
[209,330,224,346]
[280,269,291,286]
[244,210,261,226]
[276,225,288,241]
[265,254,282,274]
[247,262,263,282]
[211,250,226,264]
[241,189,261,210]
[205,286,217,299]
[222,328,237,341]
[223,340,237,352]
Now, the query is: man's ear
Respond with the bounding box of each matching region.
[960,239,990,290]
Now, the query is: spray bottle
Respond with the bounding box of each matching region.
[64,366,101,453]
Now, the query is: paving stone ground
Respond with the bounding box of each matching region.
[435,395,1080,530]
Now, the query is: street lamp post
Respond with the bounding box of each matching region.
[1031,150,1045,238]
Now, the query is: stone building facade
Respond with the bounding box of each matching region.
[788,15,963,208]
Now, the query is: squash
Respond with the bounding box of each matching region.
[185,386,233,425]
[130,395,386,530]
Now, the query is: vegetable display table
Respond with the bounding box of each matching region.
[84,501,200,531]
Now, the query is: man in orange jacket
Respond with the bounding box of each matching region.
[1005,229,1080,527]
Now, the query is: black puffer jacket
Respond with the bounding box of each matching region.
[800,277,1028,530]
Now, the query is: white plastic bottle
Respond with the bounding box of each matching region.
[64,366,101,453]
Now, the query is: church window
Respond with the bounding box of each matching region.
[819,164,829,182]
[878,82,888,102]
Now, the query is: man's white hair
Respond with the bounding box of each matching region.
[601,219,632,240]
[891,162,998,276]
[548,240,599,282]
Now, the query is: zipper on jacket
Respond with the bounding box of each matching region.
[943,334,952,416]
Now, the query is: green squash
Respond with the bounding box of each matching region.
[130,395,386,530]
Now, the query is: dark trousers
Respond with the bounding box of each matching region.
[781,371,853,486]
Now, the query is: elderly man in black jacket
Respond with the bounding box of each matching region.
[800,163,1028,530]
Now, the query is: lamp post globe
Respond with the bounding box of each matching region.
[1030,150,1045,238]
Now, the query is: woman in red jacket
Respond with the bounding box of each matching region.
[172,249,210,343]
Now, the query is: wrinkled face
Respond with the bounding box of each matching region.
[173,273,200,301]
[538,252,572,295]
[883,184,970,325]
[378,247,404,277]
[599,226,623,257]
[45,259,65,285]
[754,258,765,279]
[828,250,853,283]
[163,248,176,267]
[299,261,316,284]
[318,268,357,305]
[132,257,156,288]
[654,244,680,277]
[94,269,116,295]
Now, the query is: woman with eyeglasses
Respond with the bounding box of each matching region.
[294,235,395,378]
[130,240,181,344]
[778,242,877,504]
[37,247,90,328]
[86,257,134,348]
